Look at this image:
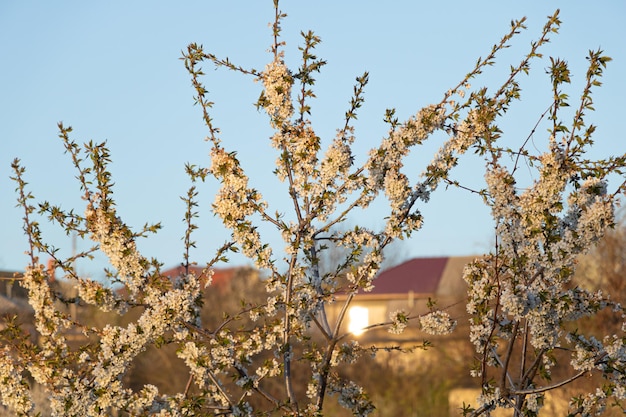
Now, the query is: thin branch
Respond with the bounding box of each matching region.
[512,370,587,396]
[512,104,552,174]
[519,320,529,383]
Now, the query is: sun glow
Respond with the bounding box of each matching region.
[348,306,369,336]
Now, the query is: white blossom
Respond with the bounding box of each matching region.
[420,310,456,335]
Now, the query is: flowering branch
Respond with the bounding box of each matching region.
[3,3,624,417]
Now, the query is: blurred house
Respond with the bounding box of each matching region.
[0,270,30,315]
[160,265,243,290]
[325,256,477,343]
[0,270,25,295]
[0,270,36,339]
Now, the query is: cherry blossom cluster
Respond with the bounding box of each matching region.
[462,47,625,414]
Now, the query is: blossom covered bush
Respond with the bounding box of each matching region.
[4,2,626,416]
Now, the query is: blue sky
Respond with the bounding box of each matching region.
[1,1,624,279]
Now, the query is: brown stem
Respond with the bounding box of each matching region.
[500,321,520,392]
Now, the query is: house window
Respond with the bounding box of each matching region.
[348,306,369,336]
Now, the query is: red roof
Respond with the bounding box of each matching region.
[161,265,238,289]
[368,257,448,295]
[111,266,242,297]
